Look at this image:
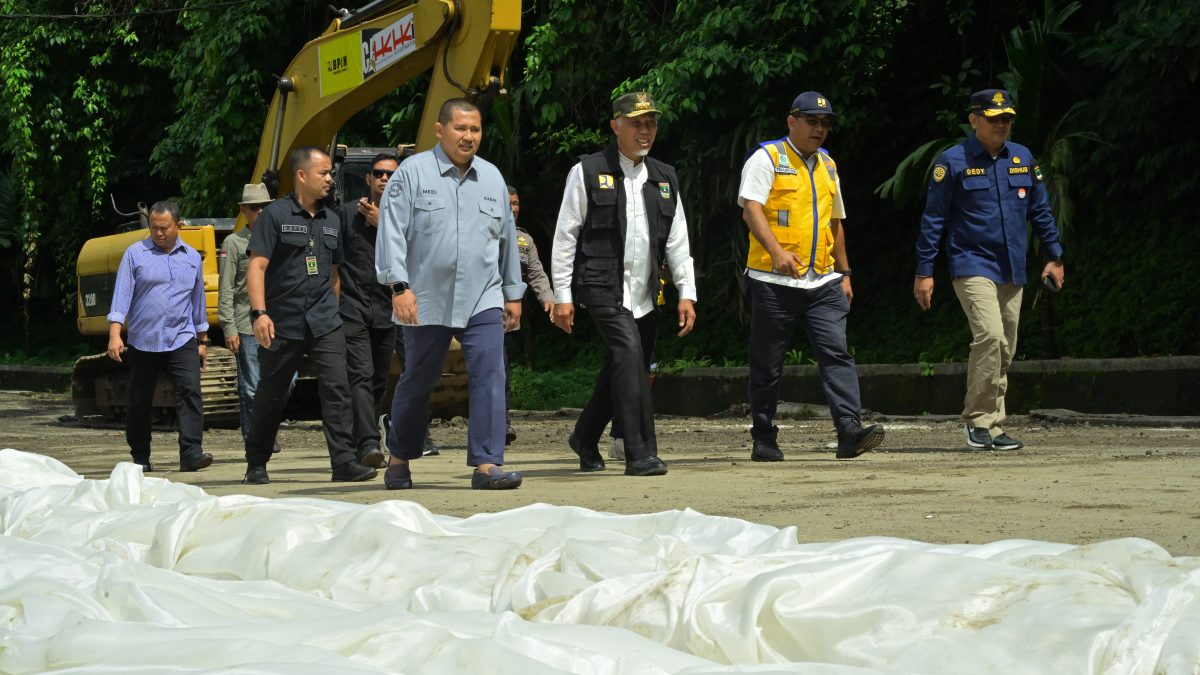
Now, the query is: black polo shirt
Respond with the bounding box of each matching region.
[249,194,344,340]
[336,202,393,329]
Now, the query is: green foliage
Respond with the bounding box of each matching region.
[508,365,595,410]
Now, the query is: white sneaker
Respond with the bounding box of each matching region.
[609,437,625,461]
[378,414,390,450]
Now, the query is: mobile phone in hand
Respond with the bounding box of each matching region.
[1042,275,1060,294]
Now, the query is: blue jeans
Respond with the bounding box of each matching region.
[236,333,295,443]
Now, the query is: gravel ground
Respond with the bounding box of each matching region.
[3,390,1198,555]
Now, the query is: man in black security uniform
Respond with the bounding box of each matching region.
[338,152,399,469]
[550,91,697,477]
[242,146,378,485]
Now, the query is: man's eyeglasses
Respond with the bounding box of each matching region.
[509,200,520,207]
[795,114,835,129]
[983,114,1015,125]
[371,169,395,179]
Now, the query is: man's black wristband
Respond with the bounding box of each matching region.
[250,309,268,321]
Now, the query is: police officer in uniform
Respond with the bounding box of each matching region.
[551,91,697,477]
[242,146,377,484]
[504,185,555,444]
[915,89,1064,450]
[740,92,884,461]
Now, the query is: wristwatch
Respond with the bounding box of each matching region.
[391,281,410,296]
[250,309,268,321]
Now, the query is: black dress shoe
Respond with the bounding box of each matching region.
[243,464,270,484]
[331,460,378,482]
[569,433,606,472]
[358,446,386,469]
[180,452,214,472]
[625,455,668,476]
[136,461,153,472]
[751,439,784,462]
[384,463,412,490]
[836,423,885,459]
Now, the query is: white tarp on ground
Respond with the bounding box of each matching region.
[0,448,1198,674]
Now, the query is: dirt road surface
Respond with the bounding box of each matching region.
[2,391,1197,555]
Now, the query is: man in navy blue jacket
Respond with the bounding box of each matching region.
[915,89,1065,451]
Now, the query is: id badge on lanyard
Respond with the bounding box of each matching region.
[306,236,318,276]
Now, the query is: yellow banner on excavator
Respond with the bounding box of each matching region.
[319,31,363,97]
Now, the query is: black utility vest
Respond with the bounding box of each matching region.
[572,142,679,307]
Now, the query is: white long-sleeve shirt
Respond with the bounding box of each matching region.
[551,153,697,318]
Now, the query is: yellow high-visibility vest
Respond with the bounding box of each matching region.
[746,139,838,275]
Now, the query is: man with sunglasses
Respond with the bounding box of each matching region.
[740,91,884,462]
[915,89,1064,451]
[337,152,400,469]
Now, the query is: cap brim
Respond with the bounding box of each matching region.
[790,109,838,117]
[238,200,271,205]
[616,108,660,118]
[982,107,1017,117]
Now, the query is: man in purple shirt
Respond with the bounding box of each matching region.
[106,201,214,473]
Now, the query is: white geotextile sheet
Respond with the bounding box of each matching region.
[0,449,1197,674]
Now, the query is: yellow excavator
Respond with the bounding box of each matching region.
[72,0,520,426]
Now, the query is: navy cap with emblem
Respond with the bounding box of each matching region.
[789,91,836,117]
[969,89,1017,117]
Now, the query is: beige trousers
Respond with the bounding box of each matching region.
[952,277,1023,432]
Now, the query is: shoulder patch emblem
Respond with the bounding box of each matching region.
[1033,164,1043,181]
[388,182,402,199]
[517,235,528,247]
[658,182,671,199]
[598,174,615,190]
[932,165,947,183]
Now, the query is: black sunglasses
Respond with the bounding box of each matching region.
[371,169,395,179]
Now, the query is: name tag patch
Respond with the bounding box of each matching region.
[1009,166,1029,175]
[774,166,798,175]
[281,224,308,234]
[964,168,987,177]
[321,226,338,236]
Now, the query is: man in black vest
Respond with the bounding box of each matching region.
[550,91,697,477]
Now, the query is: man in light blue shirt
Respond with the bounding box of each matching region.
[376,98,526,490]
[106,200,213,473]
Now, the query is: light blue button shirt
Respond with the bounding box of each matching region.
[376,144,525,328]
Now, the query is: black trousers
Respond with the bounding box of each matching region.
[747,277,863,440]
[343,320,395,453]
[244,325,356,468]
[125,341,204,464]
[576,305,659,460]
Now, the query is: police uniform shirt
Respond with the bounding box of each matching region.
[738,138,846,290]
[337,202,393,329]
[249,194,344,340]
[551,157,696,317]
[375,144,526,328]
[916,135,1062,285]
[515,226,555,305]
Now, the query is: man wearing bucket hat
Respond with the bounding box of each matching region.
[550,91,697,477]
[914,89,1064,451]
[739,91,884,462]
[219,183,287,449]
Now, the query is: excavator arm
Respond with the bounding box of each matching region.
[253,0,520,197]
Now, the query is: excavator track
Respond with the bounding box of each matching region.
[72,346,241,428]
